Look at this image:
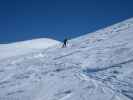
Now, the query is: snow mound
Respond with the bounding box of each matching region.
[0,38,61,60]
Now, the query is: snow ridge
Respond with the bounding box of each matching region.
[0,38,61,60]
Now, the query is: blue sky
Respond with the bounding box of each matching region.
[0,0,133,43]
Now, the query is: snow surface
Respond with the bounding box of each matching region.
[0,38,61,60]
[0,18,133,100]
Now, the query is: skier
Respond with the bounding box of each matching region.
[62,38,68,48]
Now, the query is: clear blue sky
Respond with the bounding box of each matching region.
[0,0,133,43]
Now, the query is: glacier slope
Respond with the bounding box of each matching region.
[0,18,133,100]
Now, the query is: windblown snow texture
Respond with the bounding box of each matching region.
[0,18,133,100]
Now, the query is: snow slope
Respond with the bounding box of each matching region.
[0,18,133,100]
[0,38,61,60]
